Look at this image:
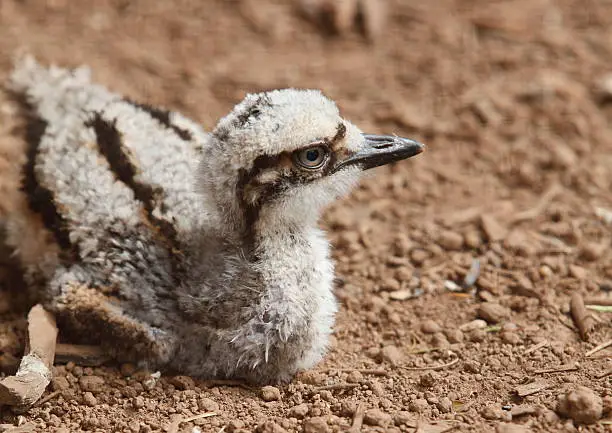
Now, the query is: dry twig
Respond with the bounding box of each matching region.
[316,383,360,392]
[515,380,550,397]
[347,403,366,433]
[534,363,579,374]
[32,390,61,407]
[570,292,596,341]
[0,305,58,408]
[324,368,388,376]
[400,357,459,371]
[585,339,612,357]
[168,412,217,433]
[523,340,549,355]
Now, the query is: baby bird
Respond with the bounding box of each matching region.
[3,58,423,384]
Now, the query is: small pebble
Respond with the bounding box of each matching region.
[346,370,364,383]
[432,332,450,348]
[303,417,329,433]
[464,230,483,248]
[421,319,442,334]
[409,398,429,413]
[369,380,385,396]
[438,231,464,250]
[603,395,612,416]
[381,345,403,366]
[477,302,510,323]
[393,411,415,426]
[557,385,603,424]
[168,375,195,390]
[198,397,220,412]
[340,401,357,417]
[289,403,309,418]
[481,405,504,420]
[82,391,97,407]
[467,328,486,342]
[381,277,401,291]
[419,372,439,388]
[51,376,70,391]
[459,319,487,332]
[132,396,145,409]
[444,329,464,343]
[568,265,587,279]
[261,385,282,401]
[501,331,521,345]
[580,242,605,261]
[364,409,393,427]
[227,420,245,432]
[298,370,326,385]
[79,375,105,393]
[410,249,429,264]
[463,360,481,374]
[437,397,452,414]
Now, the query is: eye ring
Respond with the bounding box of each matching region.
[293,145,329,170]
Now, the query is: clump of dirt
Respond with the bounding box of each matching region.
[0,0,611,432]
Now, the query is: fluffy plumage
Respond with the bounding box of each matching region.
[2,58,422,383]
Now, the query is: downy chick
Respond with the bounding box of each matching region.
[3,58,423,384]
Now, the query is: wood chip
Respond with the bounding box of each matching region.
[168,412,217,433]
[316,383,360,391]
[347,402,366,433]
[523,340,549,355]
[585,339,612,357]
[515,380,550,397]
[570,292,596,341]
[400,357,459,371]
[534,363,579,374]
[0,305,58,408]
[325,368,388,376]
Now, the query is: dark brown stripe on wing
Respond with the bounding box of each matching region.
[87,113,182,270]
[20,109,76,259]
[125,100,193,141]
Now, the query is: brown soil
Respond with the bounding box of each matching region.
[0,0,611,432]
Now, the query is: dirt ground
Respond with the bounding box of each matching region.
[0,0,611,432]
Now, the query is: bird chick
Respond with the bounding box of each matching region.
[3,58,423,384]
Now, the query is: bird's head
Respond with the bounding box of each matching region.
[198,89,424,239]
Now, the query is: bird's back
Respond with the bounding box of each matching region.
[6,59,209,311]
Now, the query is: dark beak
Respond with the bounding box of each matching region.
[332,134,425,173]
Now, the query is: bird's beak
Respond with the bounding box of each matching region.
[332,134,425,173]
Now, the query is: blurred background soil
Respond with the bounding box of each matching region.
[0,0,611,431]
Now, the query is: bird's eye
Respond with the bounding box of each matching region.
[294,146,329,169]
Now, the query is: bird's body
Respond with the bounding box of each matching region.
[3,59,423,384]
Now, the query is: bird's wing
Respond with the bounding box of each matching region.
[10,58,207,267]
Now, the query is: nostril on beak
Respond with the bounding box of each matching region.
[373,142,393,150]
